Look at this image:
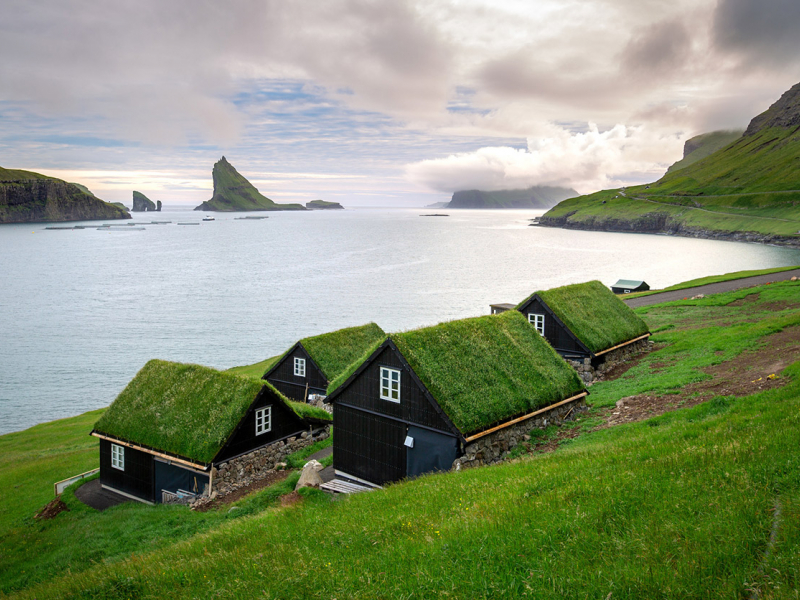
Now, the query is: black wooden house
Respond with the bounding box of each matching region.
[515,280,650,361]
[264,323,385,402]
[326,311,587,487]
[611,279,650,294]
[91,360,330,504]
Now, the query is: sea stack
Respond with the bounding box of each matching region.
[132,191,157,212]
[194,157,306,211]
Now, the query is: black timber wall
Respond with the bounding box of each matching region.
[518,297,589,358]
[99,439,154,502]
[335,346,452,432]
[266,345,328,401]
[333,345,458,485]
[214,388,310,463]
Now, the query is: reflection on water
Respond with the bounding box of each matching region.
[2,206,799,434]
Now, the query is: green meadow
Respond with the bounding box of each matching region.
[2,278,800,598]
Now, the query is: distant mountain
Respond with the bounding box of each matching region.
[194,157,306,212]
[540,81,800,246]
[425,201,449,209]
[666,130,743,173]
[306,200,343,209]
[0,167,130,224]
[132,191,157,212]
[447,186,577,209]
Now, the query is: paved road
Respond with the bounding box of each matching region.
[623,268,800,308]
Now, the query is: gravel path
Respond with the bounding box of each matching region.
[623,268,800,307]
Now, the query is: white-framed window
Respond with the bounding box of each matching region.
[256,406,272,435]
[380,367,401,403]
[528,313,545,335]
[294,357,306,377]
[111,443,125,471]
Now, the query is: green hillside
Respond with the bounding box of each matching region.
[666,130,743,173]
[4,278,800,598]
[194,157,306,212]
[541,81,800,244]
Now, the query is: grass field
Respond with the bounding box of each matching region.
[5,279,800,598]
[226,354,281,379]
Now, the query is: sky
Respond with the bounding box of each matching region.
[1,0,799,207]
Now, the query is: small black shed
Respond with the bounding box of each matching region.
[516,280,650,361]
[326,311,586,487]
[91,360,330,504]
[264,323,385,402]
[611,279,650,294]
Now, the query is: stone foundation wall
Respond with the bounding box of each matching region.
[210,426,330,496]
[570,338,651,385]
[452,396,587,471]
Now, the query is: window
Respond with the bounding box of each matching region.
[111,443,125,471]
[380,367,401,402]
[294,357,306,377]
[528,313,545,335]
[256,406,272,435]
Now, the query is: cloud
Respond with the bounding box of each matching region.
[405,123,683,194]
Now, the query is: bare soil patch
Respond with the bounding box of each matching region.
[280,491,303,507]
[193,470,289,512]
[526,326,800,455]
[35,497,69,520]
[730,293,761,306]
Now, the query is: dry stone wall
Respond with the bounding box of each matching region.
[453,396,587,470]
[210,426,330,496]
[570,338,651,385]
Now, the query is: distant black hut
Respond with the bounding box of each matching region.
[91,360,330,504]
[611,279,650,294]
[516,280,650,362]
[326,311,587,487]
[264,323,385,402]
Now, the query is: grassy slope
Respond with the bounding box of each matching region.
[543,125,800,237]
[226,355,282,379]
[531,280,649,353]
[666,130,743,173]
[0,167,50,182]
[0,410,102,536]
[6,280,800,598]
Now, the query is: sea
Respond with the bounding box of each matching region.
[2,206,800,435]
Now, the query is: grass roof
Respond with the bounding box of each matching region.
[300,323,385,381]
[285,399,332,423]
[391,311,585,435]
[522,280,649,354]
[93,360,295,464]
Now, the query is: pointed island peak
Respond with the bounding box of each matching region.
[744,81,800,137]
[195,157,306,212]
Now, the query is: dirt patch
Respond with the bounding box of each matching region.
[193,470,289,512]
[601,347,655,380]
[730,293,761,306]
[35,497,69,520]
[280,491,303,507]
[522,326,800,455]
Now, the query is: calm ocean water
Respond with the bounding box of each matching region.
[2,206,800,435]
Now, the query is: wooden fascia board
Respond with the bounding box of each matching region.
[90,431,209,471]
[524,294,593,357]
[386,338,465,442]
[463,391,588,442]
[593,333,651,357]
[326,338,392,404]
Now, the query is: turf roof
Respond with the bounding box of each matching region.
[520,280,649,354]
[388,311,585,436]
[299,322,385,380]
[93,360,322,464]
